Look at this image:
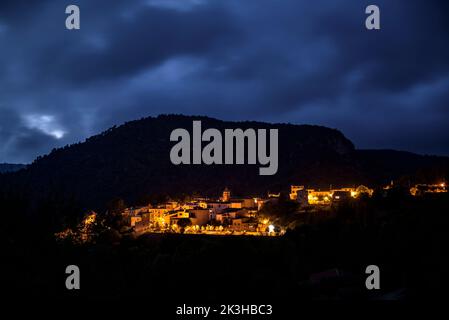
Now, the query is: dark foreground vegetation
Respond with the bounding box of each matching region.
[4,189,448,305]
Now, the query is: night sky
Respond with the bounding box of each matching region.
[1,0,448,163]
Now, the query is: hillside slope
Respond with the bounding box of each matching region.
[0,163,26,173]
[1,115,447,211]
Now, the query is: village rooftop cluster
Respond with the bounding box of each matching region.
[123,182,446,236]
[126,188,271,236]
[124,185,372,236]
[56,182,447,243]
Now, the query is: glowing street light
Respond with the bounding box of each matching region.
[268,225,275,233]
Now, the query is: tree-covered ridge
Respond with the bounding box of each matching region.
[0,114,447,217]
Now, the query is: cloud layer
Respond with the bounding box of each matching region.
[1,0,448,163]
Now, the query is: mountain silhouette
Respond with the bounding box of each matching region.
[1,114,447,212]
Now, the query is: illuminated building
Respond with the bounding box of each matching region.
[267,192,280,198]
[290,184,374,206]
[307,190,332,205]
[148,208,170,215]
[222,187,231,202]
[289,185,304,200]
[331,190,351,202]
[130,216,142,227]
[410,183,447,196]
[355,185,374,197]
[189,209,211,226]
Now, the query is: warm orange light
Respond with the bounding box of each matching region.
[84,213,96,225]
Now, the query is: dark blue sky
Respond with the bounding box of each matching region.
[1,0,448,163]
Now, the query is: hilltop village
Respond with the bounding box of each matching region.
[122,185,375,236]
[122,182,446,236]
[56,182,446,242]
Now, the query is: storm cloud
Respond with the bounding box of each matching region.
[0,0,448,163]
